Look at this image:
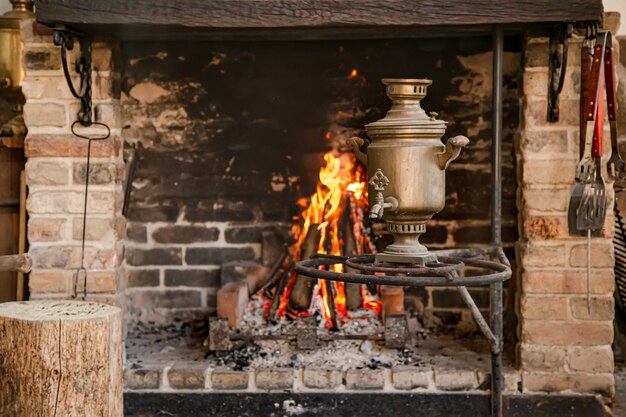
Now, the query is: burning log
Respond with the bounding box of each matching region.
[342,194,363,310]
[288,223,321,311]
[266,259,294,323]
[252,148,381,329]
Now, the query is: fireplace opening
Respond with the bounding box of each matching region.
[122,35,521,392]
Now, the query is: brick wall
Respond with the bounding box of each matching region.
[21,19,125,306]
[517,31,616,395]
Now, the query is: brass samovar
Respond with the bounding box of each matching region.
[349,79,469,265]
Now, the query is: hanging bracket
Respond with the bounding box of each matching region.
[547,22,573,122]
[52,25,92,126]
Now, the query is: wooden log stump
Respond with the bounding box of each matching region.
[0,301,123,417]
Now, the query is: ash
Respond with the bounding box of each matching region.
[203,295,424,371]
[125,295,495,374]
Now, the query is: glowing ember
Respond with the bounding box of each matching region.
[348,69,358,79]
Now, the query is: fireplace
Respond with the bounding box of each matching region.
[17,0,617,415]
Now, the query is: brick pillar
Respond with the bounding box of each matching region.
[21,20,125,306]
[517,32,615,396]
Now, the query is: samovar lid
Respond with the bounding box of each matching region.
[365,78,446,136]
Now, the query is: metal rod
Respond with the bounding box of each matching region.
[490,24,504,417]
[457,286,499,353]
[492,26,503,246]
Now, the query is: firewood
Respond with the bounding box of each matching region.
[0,301,123,417]
[288,224,321,311]
[342,194,363,310]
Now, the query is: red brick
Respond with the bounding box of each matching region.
[523,97,579,128]
[25,134,120,158]
[72,217,116,241]
[523,371,613,395]
[522,372,570,393]
[520,242,567,267]
[519,344,566,371]
[569,373,614,396]
[523,216,568,240]
[27,190,116,214]
[569,242,614,268]
[75,271,119,293]
[91,43,114,71]
[381,285,405,319]
[21,76,75,100]
[522,321,613,346]
[23,102,66,127]
[520,295,569,320]
[522,269,614,295]
[569,296,614,320]
[217,281,248,328]
[568,346,614,373]
[521,159,577,186]
[519,129,569,155]
[29,271,69,293]
[27,217,66,241]
[522,187,571,213]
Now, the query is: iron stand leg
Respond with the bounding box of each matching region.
[491,23,504,417]
[490,282,504,416]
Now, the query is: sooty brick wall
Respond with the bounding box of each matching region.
[121,37,521,324]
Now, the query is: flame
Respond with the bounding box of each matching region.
[288,149,369,326]
[348,69,358,79]
[265,136,382,328]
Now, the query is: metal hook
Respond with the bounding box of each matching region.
[71,121,110,141]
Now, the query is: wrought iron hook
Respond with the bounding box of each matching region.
[53,26,92,126]
[547,22,573,122]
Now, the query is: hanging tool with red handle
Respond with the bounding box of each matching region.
[575,32,616,312]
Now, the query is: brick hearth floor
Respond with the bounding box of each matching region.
[124,322,519,393]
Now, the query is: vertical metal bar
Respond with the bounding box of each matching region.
[490,24,504,417]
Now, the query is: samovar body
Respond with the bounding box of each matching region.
[349,79,469,265]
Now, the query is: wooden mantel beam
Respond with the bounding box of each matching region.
[35,0,602,30]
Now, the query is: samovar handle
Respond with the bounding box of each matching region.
[347,137,369,166]
[438,135,470,170]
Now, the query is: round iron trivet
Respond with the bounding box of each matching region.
[295,248,511,288]
[344,254,464,281]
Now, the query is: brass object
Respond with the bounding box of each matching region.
[349,79,469,265]
[0,0,33,145]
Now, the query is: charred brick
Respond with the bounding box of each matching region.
[126,248,182,266]
[152,225,220,244]
[207,292,217,308]
[168,366,206,389]
[433,311,463,326]
[128,269,160,287]
[421,225,449,244]
[125,368,161,389]
[224,227,262,243]
[220,261,265,286]
[165,269,220,287]
[73,162,116,185]
[24,49,61,70]
[127,223,148,243]
[432,288,489,309]
[186,247,256,265]
[127,289,201,308]
[454,224,517,244]
[185,207,255,222]
[127,204,180,222]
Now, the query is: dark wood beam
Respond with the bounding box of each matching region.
[35,0,602,29]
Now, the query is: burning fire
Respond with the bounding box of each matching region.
[268,139,380,328]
